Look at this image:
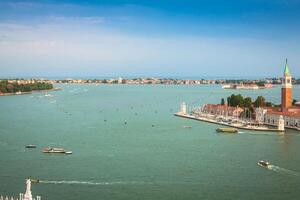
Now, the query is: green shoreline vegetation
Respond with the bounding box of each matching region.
[0,81,53,95]
[221,94,298,118]
[221,94,276,118]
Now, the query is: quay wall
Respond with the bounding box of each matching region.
[174,112,284,132]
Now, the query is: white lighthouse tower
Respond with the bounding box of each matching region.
[180,102,187,115]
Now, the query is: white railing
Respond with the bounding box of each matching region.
[0,194,41,200]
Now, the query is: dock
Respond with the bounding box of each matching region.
[174,112,284,132]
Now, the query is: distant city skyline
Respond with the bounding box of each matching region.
[0,0,300,77]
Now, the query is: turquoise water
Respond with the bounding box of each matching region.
[0,84,300,200]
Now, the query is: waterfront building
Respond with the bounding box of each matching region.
[201,104,244,118]
[263,110,300,129]
[255,59,300,130]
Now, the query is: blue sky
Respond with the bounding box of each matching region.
[0,0,300,77]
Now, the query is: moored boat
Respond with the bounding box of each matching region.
[65,151,72,155]
[216,127,238,133]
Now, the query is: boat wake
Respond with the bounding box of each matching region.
[39,180,150,186]
[267,165,299,176]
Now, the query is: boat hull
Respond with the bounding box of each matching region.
[42,147,66,153]
[216,128,238,133]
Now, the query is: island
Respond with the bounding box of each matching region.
[0,80,54,96]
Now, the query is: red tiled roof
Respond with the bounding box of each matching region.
[267,109,300,117]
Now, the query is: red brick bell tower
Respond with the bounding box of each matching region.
[281,59,292,112]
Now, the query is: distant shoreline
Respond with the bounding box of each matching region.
[0,87,62,96]
[1,77,300,86]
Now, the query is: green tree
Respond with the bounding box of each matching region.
[227,97,231,106]
[228,94,244,107]
[265,102,273,107]
[254,96,266,107]
[292,99,297,105]
[221,98,225,105]
[243,97,252,108]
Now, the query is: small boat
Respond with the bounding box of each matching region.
[65,151,72,155]
[183,126,192,129]
[258,160,270,167]
[42,147,66,153]
[25,145,37,148]
[31,179,40,183]
[216,127,238,133]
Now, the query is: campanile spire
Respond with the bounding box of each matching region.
[281,58,292,111]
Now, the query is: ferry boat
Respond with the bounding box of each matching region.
[258,160,270,167]
[216,127,238,133]
[42,147,66,153]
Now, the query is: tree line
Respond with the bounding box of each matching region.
[220,94,277,118]
[221,94,274,108]
[0,81,53,94]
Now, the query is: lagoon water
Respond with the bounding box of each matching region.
[0,84,300,200]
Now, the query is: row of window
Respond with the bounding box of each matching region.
[265,117,300,127]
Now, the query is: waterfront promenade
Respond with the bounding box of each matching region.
[174,112,284,132]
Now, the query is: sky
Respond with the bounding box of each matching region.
[0,0,300,78]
